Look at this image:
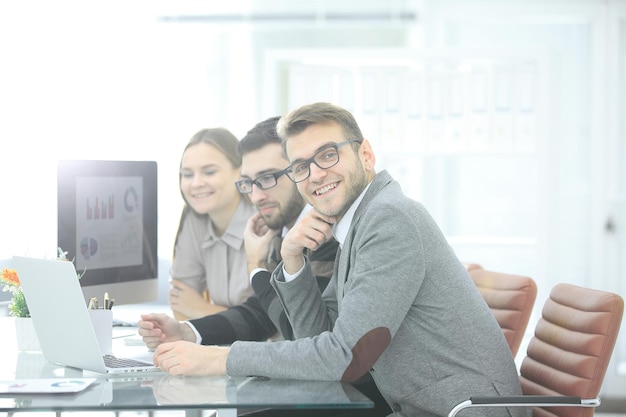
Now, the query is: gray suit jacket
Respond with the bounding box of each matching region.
[227,170,526,417]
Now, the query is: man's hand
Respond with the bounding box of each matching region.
[138,313,195,349]
[243,213,280,273]
[153,341,230,376]
[281,209,335,274]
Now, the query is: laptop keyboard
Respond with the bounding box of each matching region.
[103,354,153,368]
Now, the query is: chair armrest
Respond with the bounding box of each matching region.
[448,396,600,417]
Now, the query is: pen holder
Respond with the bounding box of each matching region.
[88,309,113,355]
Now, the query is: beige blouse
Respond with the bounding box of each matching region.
[170,199,256,307]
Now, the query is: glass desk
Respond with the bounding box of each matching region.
[0,318,373,416]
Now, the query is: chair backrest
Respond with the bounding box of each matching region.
[468,267,537,358]
[519,283,624,417]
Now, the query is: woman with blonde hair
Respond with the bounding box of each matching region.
[169,127,255,320]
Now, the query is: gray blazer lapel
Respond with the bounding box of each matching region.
[334,245,348,307]
[354,170,393,220]
[335,170,393,303]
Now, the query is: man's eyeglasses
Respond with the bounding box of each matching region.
[235,168,291,194]
[285,139,361,183]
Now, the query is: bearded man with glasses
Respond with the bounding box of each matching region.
[149,103,524,417]
[139,117,338,346]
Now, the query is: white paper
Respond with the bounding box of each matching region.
[0,378,97,394]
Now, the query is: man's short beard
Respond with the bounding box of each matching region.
[263,214,284,230]
[263,191,305,230]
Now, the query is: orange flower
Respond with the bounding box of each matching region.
[1,268,20,287]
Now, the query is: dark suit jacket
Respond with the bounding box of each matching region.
[190,237,337,344]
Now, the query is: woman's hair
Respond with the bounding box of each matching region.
[173,127,242,259]
[183,127,242,170]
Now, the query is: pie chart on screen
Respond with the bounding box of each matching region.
[124,186,139,213]
[80,237,98,259]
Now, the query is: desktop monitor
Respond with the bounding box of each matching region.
[57,160,158,306]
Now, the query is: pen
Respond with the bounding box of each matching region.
[104,292,110,310]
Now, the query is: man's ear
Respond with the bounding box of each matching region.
[359,139,376,171]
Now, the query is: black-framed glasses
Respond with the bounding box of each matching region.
[286,139,361,183]
[235,168,291,194]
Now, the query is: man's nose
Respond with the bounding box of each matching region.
[308,162,327,182]
[249,184,268,202]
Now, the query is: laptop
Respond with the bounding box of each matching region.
[13,256,161,375]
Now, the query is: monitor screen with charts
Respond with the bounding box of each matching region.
[57,160,158,305]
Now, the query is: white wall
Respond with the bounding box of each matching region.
[0,1,255,261]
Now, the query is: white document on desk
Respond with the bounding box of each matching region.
[0,378,97,393]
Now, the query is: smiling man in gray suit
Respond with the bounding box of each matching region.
[150,102,525,417]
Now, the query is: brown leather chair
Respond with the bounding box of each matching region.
[448,283,624,417]
[467,267,537,358]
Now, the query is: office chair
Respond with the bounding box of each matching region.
[448,283,624,417]
[468,267,537,358]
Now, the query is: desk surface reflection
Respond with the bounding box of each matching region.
[0,318,373,414]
